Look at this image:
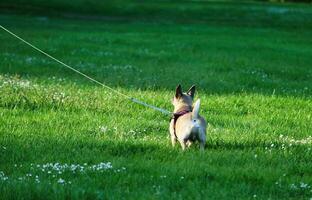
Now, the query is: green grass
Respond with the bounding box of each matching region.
[1,1,312,199]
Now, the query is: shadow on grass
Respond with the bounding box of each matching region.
[1,135,294,166]
[1,0,312,29]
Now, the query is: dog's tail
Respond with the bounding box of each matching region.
[192,99,201,120]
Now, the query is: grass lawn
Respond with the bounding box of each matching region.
[0,1,312,199]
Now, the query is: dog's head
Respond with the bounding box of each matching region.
[172,84,195,110]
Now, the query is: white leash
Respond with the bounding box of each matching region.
[0,25,172,116]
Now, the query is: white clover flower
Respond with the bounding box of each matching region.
[99,126,108,133]
[90,162,113,171]
[290,184,297,189]
[57,178,65,184]
[300,182,309,189]
[25,162,115,177]
[18,80,30,88]
[0,171,8,181]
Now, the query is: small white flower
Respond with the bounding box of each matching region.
[0,171,8,181]
[99,126,108,133]
[57,178,65,184]
[300,182,308,188]
[290,184,297,189]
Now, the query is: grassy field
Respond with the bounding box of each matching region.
[1,1,312,199]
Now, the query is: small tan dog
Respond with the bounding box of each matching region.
[169,85,207,150]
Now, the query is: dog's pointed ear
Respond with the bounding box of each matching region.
[175,84,183,98]
[187,85,196,99]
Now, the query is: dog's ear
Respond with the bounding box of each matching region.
[187,85,196,99]
[175,84,183,98]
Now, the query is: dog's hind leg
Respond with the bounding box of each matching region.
[169,120,176,147]
[199,142,205,151]
[180,141,186,151]
[199,129,206,151]
[179,138,189,151]
[171,135,177,147]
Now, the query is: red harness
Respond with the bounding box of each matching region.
[171,108,192,138]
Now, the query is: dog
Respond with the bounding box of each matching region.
[169,85,207,150]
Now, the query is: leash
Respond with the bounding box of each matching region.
[0,25,172,116]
